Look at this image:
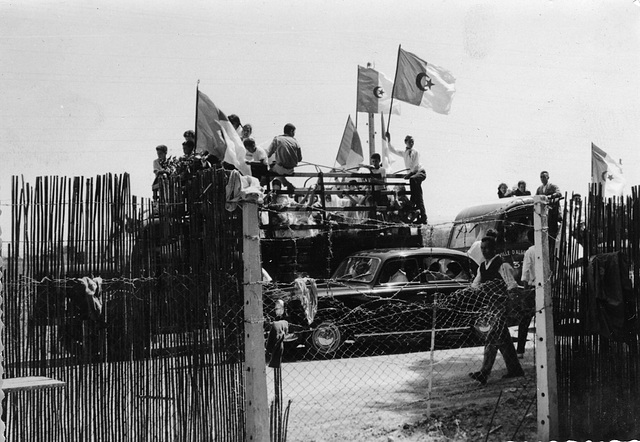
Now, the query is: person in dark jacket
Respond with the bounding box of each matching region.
[512,180,531,196]
[469,236,524,385]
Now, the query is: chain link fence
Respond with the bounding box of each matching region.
[263,273,539,441]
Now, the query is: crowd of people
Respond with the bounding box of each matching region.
[497,171,561,202]
[152,116,429,228]
[151,117,565,387]
[497,171,563,251]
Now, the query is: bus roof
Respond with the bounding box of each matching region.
[453,196,534,223]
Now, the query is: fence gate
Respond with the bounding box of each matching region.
[2,171,248,441]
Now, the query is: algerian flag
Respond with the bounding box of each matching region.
[196,90,250,175]
[335,115,364,169]
[357,66,400,115]
[393,47,456,115]
[592,143,624,198]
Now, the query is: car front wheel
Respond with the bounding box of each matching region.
[308,321,342,356]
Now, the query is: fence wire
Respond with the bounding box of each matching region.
[263,275,539,441]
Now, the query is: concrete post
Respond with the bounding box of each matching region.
[532,195,559,441]
[242,203,269,442]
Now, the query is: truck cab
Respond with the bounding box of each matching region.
[446,196,534,282]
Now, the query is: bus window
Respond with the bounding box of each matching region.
[448,221,496,250]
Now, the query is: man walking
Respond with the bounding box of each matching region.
[469,235,524,385]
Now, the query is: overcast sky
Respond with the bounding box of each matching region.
[1,0,639,241]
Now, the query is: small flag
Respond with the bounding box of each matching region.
[335,115,364,169]
[196,90,250,175]
[393,47,456,115]
[592,143,624,198]
[357,66,400,115]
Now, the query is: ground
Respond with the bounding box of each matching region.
[274,344,539,442]
[301,378,538,442]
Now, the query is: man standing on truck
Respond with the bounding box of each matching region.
[385,133,427,224]
[536,171,562,253]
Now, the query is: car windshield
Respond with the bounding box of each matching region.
[333,257,381,283]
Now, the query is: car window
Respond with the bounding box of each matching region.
[333,257,380,283]
[504,213,533,244]
[422,256,474,282]
[378,258,421,284]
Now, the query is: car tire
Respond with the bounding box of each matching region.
[308,321,342,356]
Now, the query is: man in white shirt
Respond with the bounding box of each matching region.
[517,229,537,357]
[244,137,268,185]
[385,133,427,224]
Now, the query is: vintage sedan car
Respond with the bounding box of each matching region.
[264,247,482,358]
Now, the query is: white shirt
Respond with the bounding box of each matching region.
[402,148,423,174]
[471,255,518,290]
[467,240,483,265]
[370,166,387,191]
[387,142,423,173]
[246,145,268,164]
[521,245,536,286]
[389,269,408,283]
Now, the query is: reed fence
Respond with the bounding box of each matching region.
[4,170,247,441]
[554,185,640,440]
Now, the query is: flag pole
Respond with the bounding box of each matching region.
[380,111,387,168]
[591,143,595,194]
[355,66,359,129]
[368,112,375,158]
[366,62,375,157]
[387,45,402,136]
[194,79,200,150]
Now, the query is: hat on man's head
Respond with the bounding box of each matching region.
[183,130,195,138]
[155,144,168,152]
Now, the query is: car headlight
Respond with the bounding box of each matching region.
[275,299,285,317]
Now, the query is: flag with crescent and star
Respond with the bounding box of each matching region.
[592,143,624,198]
[196,90,249,175]
[393,48,456,115]
[356,66,400,115]
[335,115,364,169]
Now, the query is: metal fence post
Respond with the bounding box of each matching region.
[532,195,559,441]
[427,294,437,418]
[243,202,269,442]
[0,203,5,442]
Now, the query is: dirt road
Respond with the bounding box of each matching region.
[268,345,538,441]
